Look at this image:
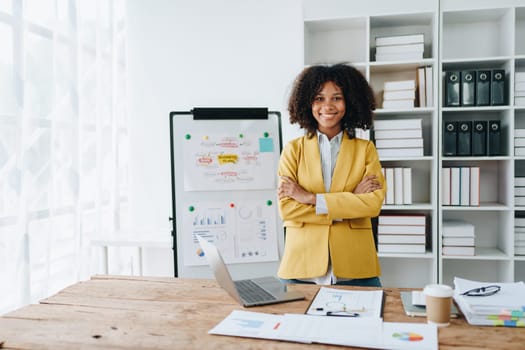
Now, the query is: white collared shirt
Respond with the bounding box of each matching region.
[299,130,345,285]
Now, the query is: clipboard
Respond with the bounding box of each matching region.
[305,287,384,318]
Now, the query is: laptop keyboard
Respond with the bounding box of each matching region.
[234,279,277,304]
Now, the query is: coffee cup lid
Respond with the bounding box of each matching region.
[423,284,454,297]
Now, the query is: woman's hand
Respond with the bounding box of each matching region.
[278,176,316,205]
[354,175,382,194]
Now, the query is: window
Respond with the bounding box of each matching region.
[0,0,129,314]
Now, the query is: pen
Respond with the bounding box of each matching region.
[326,311,359,317]
[314,308,360,317]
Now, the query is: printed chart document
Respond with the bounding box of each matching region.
[209,309,438,350]
[306,287,384,318]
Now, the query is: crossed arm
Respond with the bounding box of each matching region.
[278,174,382,205]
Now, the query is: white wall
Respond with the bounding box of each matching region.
[126,0,304,266]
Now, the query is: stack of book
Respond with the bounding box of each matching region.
[375,33,424,62]
[377,214,426,254]
[515,217,525,256]
[515,129,525,156]
[441,167,480,206]
[516,72,525,106]
[382,167,412,205]
[417,66,433,107]
[373,118,423,158]
[442,220,475,256]
[515,177,525,207]
[382,79,416,109]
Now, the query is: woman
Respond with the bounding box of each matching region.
[277,63,385,287]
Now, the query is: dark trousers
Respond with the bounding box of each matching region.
[281,276,382,287]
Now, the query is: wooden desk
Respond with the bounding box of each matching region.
[0,275,522,349]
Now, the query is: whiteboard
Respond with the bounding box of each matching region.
[169,109,284,279]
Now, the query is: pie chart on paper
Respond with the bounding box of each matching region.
[392,332,424,341]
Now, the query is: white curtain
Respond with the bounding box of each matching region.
[0,0,130,313]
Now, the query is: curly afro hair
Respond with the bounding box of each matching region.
[287,63,376,138]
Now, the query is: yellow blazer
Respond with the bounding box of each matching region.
[277,133,386,279]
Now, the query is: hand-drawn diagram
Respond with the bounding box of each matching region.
[183,133,276,191]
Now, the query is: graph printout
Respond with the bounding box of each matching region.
[183,200,279,266]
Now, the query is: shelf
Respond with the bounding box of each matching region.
[304,17,367,65]
[441,247,510,260]
[303,2,525,286]
[441,203,510,211]
[442,8,514,60]
[369,59,434,72]
[442,106,511,112]
[442,57,513,69]
[382,203,432,210]
[375,107,434,114]
[379,156,432,161]
[442,156,511,161]
[378,252,434,259]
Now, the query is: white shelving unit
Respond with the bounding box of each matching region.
[439,1,525,286]
[304,5,439,288]
[303,0,525,288]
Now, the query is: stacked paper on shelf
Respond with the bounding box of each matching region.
[516,72,525,106]
[515,129,525,156]
[453,277,525,327]
[382,80,415,109]
[375,33,424,62]
[373,118,423,158]
[442,220,475,256]
[515,177,525,207]
[377,214,426,254]
[515,216,525,256]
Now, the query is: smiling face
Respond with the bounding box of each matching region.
[312,81,346,139]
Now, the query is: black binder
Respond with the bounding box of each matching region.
[443,121,457,156]
[476,70,491,106]
[461,70,476,106]
[488,120,501,156]
[491,69,505,105]
[457,121,472,156]
[445,71,460,107]
[471,120,487,156]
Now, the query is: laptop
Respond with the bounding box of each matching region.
[197,236,305,307]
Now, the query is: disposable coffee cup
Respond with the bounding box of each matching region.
[423,284,454,327]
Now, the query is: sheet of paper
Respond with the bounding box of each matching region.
[280,313,382,348]
[209,310,438,350]
[306,287,384,318]
[208,310,307,342]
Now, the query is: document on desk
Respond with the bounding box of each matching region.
[306,286,384,318]
[209,310,438,350]
[454,277,525,327]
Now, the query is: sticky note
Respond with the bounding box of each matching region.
[259,138,274,152]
